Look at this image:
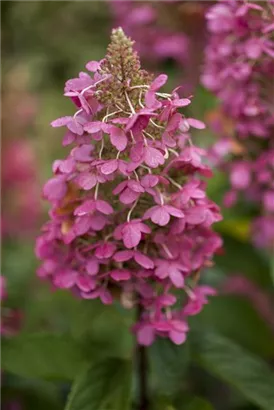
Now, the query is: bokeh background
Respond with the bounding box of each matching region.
[1,2,274,410]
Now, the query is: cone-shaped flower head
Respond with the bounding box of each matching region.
[36,28,222,345]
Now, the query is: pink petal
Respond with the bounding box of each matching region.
[179,119,190,132]
[113,181,128,195]
[100,289,113,305]
[166,113,181,132]
[86,61,100,72]
[54,270,77,288]
[155,263,168,279]
[74,216,91,236]
[169,269,184,288]
[113,250,134,262]
[141,174,159,188]
[120,188,140,204]
[75,173,97,190]
[151,74,168,91]
[110,269,131,281]
[144,147,165,168]
[134,252,154,269]
[78,94,91,114]
[51,116,72,127]
[81,290,100,300]
[63,131,76,146]
[101,160,118,175]
[162,132,176,148]
[130,142,144,163]
[171,320,189,332]
[91,131,103,141]
[197,285,217,297]
[43,176,67,201]
[173,98,191,107]
[95,200,113,215]
[145,91,160,109]
[84,121,102,133]
[154,321,172,331]
[110,126,127,151]
[159,294,177,306]
[138,222,151,234]
[165,205,184,218]
[117,160,129,176]
[137,325,155,346]
[187,118,206,130]
[95,242,116,259]
[74,200,95,216]
[86,259,99,276]
[72,144,93,162]
[151,206,170,226]
[67,119,84,136]
[122,223,141,249]
[76,275,96,292]
[169,330,187,345]
[185,207,206,225]
[56,158,75,174]
[127,180,145,193]
[89,214,107,231]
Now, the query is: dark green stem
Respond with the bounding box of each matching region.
[136,304,149,410]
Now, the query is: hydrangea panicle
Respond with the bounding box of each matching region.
[203,0,274,250]
[36,28,222,345]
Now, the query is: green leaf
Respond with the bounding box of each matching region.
[152,395,213,410]
[191,295,274,358]
[149,338,190,395]
[191,330,274,409]
[65,357,132,410]
[179,396,214,410]
[2,333,84,380]
[2,375,63,410]
[215,235,271,287]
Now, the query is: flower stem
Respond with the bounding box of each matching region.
[136,303,149,410]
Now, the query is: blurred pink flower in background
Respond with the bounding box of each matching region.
[1,140,41,238]
[109,1,209,92]
[203,0,274,250]
[222,274,274,333]
[1,66,41,239]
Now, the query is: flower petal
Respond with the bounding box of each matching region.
[95,200,114,215]
[113,250,134,262]
[110,126,128,151]
[144,146,165,168]
[43,176,67,201]
[101,160,118,175]
[51,116,72,127]
[74,200,95,216]
[134,252,154,269]
[137,324,155,346]
[151,206,170,226]
[122,223,142,249]
[187,118,206,129]
[110,269,131,281]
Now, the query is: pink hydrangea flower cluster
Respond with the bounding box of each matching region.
[1,140,41,238]
[202,0,274,249]
[109,1,189,69]
[36,28,222,345]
